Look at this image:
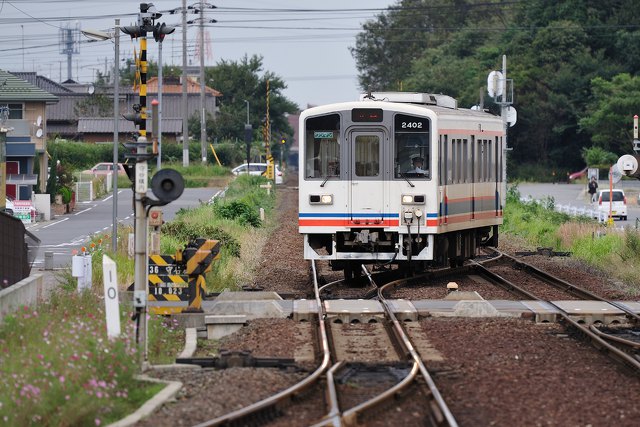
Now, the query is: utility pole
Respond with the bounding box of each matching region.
[181,0,189,166]
[112,19,120,251]
[0,128,6,211]
[157,37,163,170]
[199,0,207,163]
[244,100,252,169]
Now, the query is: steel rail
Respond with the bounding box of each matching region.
[589,324,640,350]
[193,260,333,427]
[471,253,640,374]
[337,265,459,427]
[468,260,541,300]
[487,249,640,324]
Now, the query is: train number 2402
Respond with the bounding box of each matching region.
[401,121,423,129]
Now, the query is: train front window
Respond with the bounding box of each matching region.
[394,114,430,179]
[304,114,340,179]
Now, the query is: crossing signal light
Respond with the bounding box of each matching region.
[151,169,185,204]
[123,112,144,127]
[281,138,286,145]
[153,23,175,42]
[120,26,147,39]
[122,137,155,163]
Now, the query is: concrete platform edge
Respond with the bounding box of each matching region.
[106,375,182,427]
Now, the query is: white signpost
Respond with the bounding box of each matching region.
[102,255,121,338]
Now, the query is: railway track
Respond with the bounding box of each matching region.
[193,260,457,426]
[470,249,640,372]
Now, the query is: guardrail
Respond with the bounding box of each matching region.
[519,197,611,224]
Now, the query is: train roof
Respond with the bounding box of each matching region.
[301,93,501,122]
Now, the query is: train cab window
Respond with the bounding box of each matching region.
[394,114,430,179]
[304,114,340,179]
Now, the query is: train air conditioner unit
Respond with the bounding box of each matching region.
[359,92,457,109]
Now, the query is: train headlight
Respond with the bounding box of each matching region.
[310,194,333,205]
[321,195,333,204]
[401,194,425,205]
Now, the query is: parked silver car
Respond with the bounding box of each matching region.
[231,163,283,184]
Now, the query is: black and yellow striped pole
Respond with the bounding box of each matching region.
[139,36,147,140]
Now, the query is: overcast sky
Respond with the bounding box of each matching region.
[0,0,396,109]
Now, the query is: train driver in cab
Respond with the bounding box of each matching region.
[407,155,426,174]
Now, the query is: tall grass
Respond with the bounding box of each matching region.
[160,173,275,291]
[504,185,640,296]
[157,162,230,188]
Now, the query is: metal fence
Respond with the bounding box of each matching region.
[0,213,41,288]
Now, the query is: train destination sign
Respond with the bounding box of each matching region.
[314,131,334,139]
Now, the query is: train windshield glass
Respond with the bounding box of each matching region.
[394,114,430,179]
[304,114,340,179]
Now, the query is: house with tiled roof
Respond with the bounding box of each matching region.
[0,70,58,199]
[35,74,220,143]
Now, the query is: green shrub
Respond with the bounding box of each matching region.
[161,220,241,257]
[59,186,73,204]
[213,200,261,227]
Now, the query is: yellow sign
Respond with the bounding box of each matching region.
[266,156,275,180]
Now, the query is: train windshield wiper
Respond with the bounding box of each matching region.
[320,174,335,187]
[399,172,415,188]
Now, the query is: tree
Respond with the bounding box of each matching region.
[352,0,513,92]
[579,74,640,155]
[45,158,59,203]
[74,76,113,118]
[351,0,640,177]
[581,146,618,168]
[351,0,438,91]
[202,55,298,145]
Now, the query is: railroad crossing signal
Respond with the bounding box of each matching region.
[265,155,275,180]
[142,239,221,315]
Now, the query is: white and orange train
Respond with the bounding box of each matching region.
[298,92,506,279]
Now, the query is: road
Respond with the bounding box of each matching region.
[516,181,640,225]
[28,187,223,269]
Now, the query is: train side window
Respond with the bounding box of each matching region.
[470,136,475,183]
[487,139,494,181]
[478,140,485,182]
[463,139,469,183]
[439,135,446,186]
[304,114,340,179]
[496,136,502,182]
[451,139,457,183]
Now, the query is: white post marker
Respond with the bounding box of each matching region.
[102,255,121,338]
[72,254,92,292]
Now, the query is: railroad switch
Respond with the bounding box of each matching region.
[176,350,299,370]
[514,247,571,257]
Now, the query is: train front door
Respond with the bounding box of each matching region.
[348,130,387,224]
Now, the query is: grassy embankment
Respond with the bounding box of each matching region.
[504,185,640,296]
[0,168,275,426]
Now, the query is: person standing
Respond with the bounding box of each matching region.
[588,176,598,203]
